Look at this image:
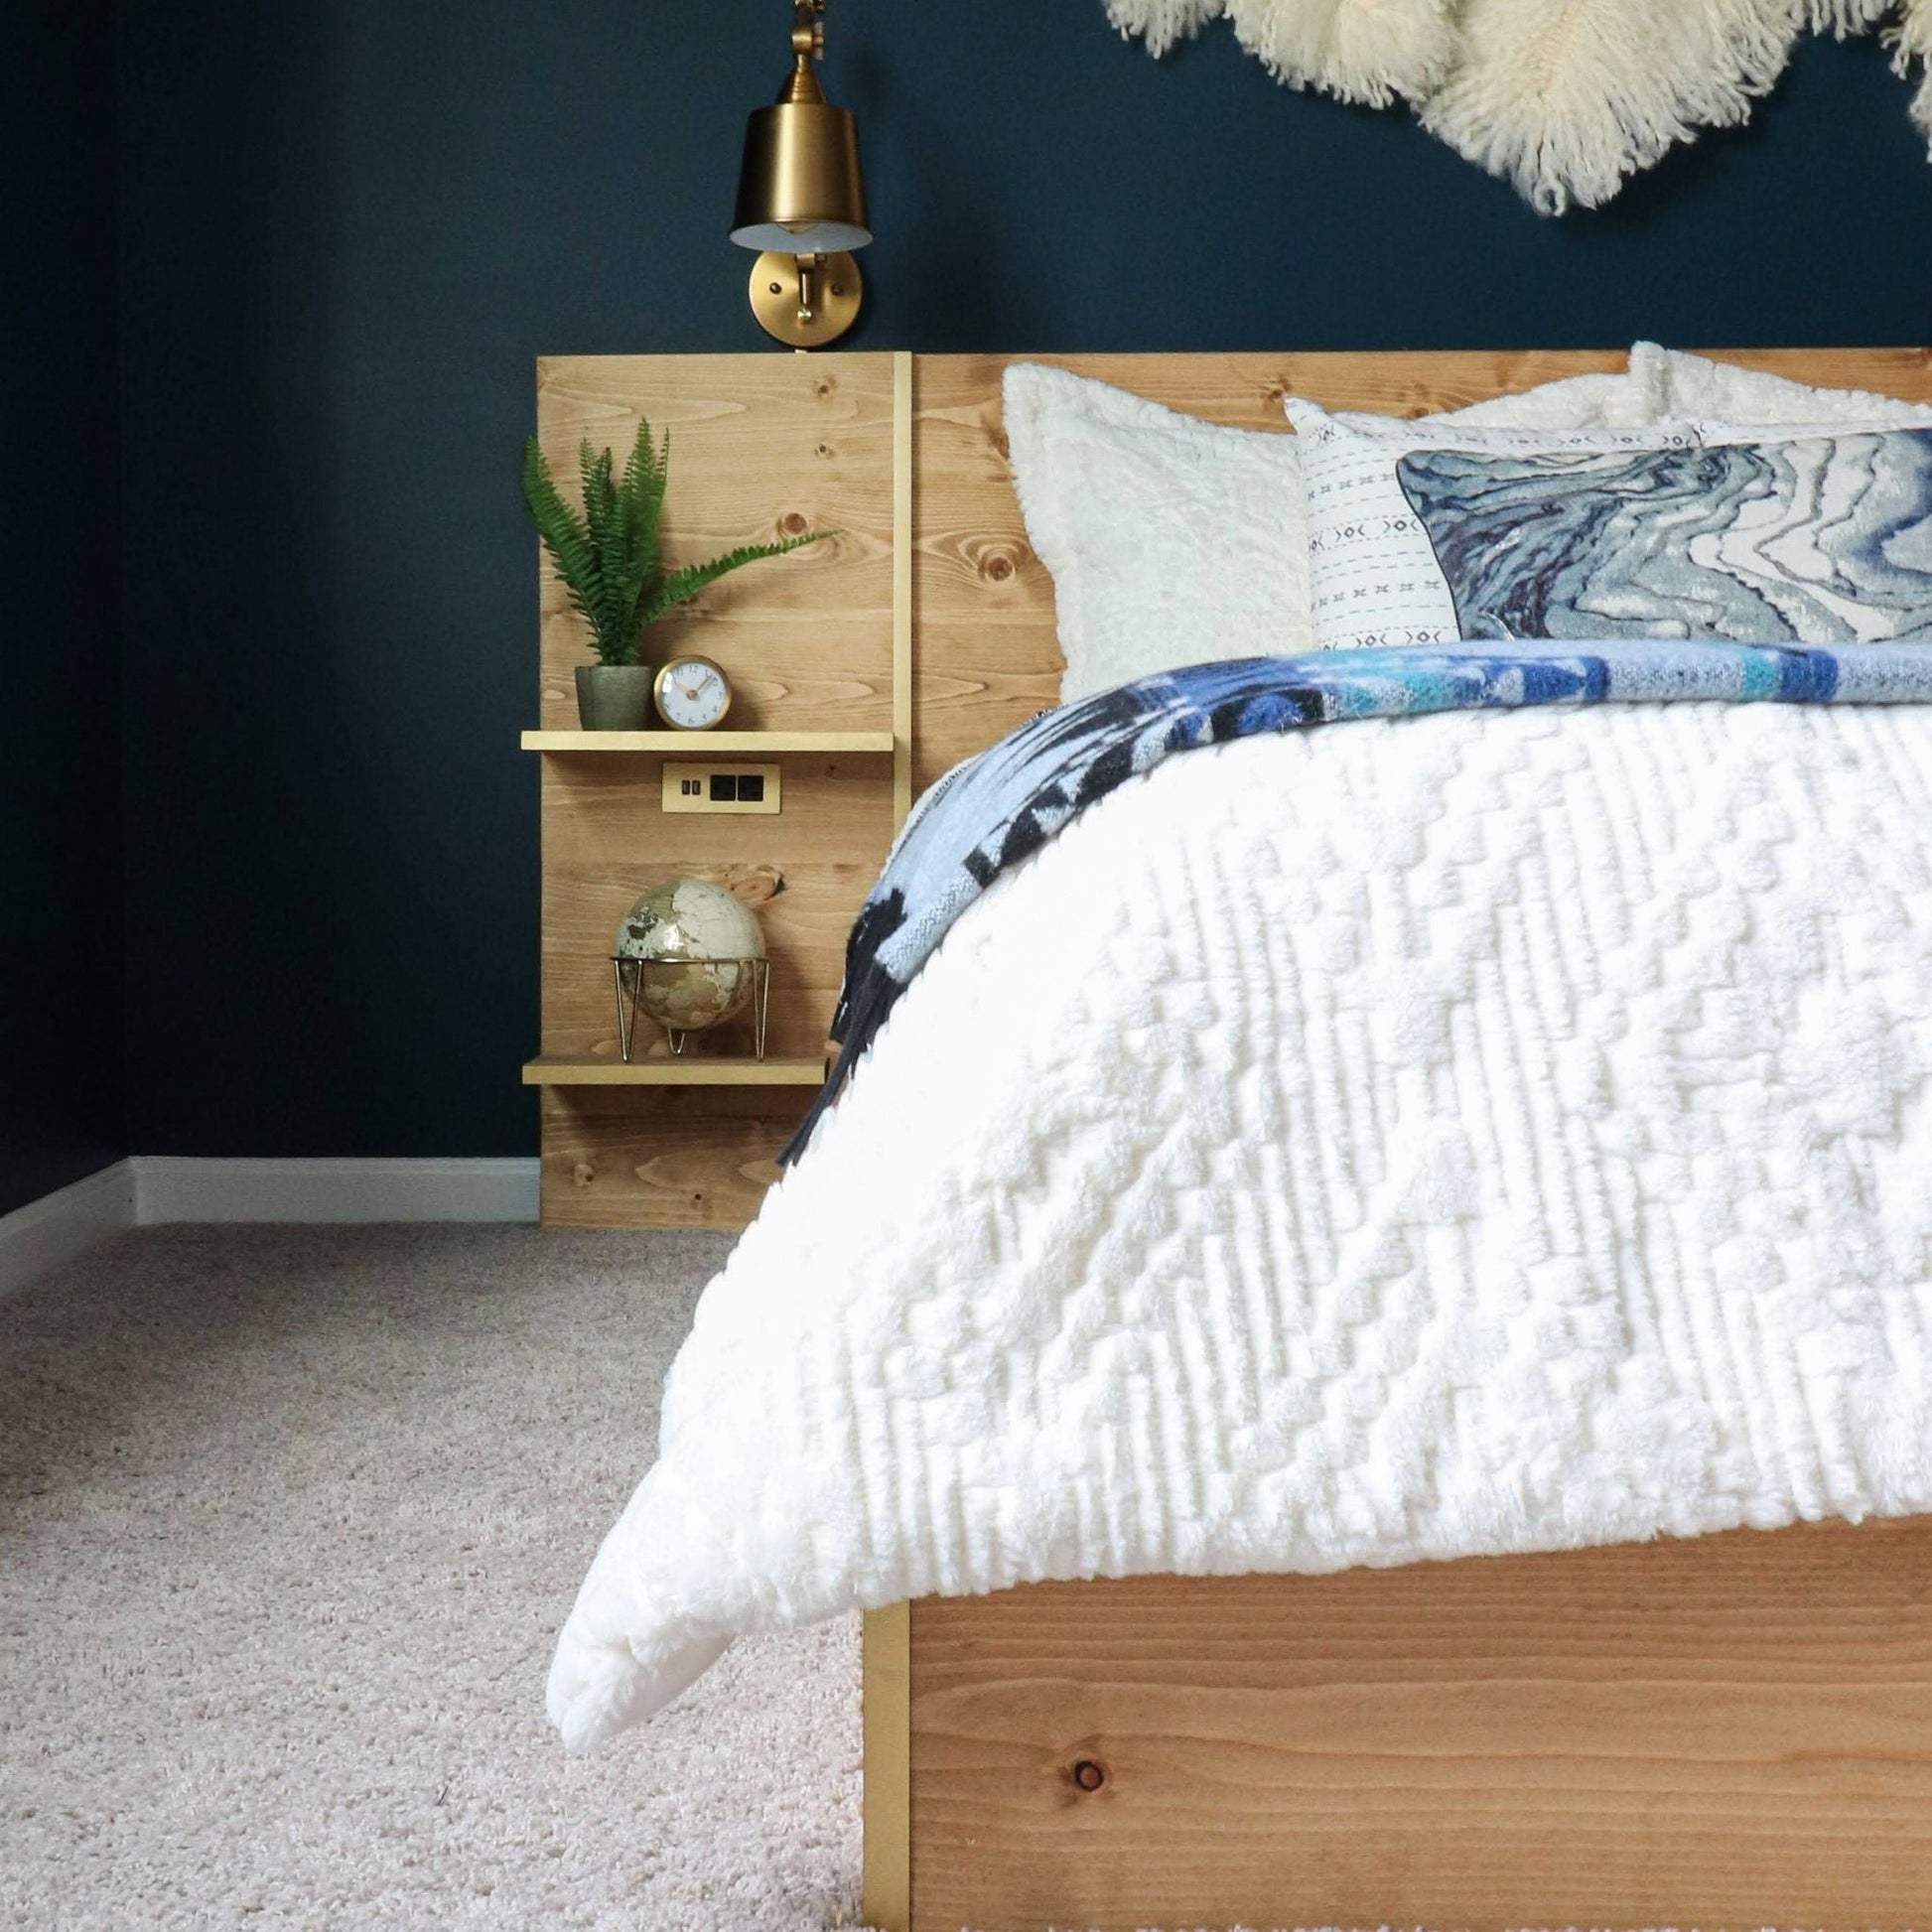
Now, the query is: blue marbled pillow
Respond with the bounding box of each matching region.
[1395,429,1932,643]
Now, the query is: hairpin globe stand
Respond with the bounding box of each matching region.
[611,955,771,1062]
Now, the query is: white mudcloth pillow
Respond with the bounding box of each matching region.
[1004,359,1665,703]
[1288,398,1698,649]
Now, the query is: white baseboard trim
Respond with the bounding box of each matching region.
[133,1157,541,1226]
[0,1161,138,1301]
[0,1158,541,1296]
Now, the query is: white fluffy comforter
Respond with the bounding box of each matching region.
[549,701,1932,1751]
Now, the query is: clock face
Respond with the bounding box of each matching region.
[655,656,732,731]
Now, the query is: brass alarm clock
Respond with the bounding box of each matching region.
[652,655,733,731]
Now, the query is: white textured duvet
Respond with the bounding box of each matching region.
[550,701,1932,1751]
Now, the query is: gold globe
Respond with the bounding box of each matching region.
[614,880,767,1035]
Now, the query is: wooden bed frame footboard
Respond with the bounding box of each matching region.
[865,1517,1932,1931]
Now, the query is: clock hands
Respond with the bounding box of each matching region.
[657,658,726,727]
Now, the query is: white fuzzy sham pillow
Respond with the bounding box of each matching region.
[1630,343,1932,430]
[1003,366,1309,704]
[1004,359,1664,704]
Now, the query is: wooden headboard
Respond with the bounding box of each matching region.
[533,347,1932,1226]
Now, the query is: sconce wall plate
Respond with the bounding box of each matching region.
[748,249,862,349]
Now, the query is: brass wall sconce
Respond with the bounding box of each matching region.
[730,1,871,349]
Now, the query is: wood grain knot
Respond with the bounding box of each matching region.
[1070,1758,1107,1794]
[571,1162,597,1190]
[780,510,810,536]
[726,865,784,906]
[981,547,1020,584]
[813,376,835,399]
[815,442,833,460]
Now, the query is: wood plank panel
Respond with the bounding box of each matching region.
[538,1084,812,1228]
[1688,345,1932,392]
[535,354,896,1227]
[536,352,897,735]
[907,1516,1932,1932]
[538,754,889,1064]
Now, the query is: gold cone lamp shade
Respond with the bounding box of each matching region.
[731,7,870,347]
[732,61,870,255]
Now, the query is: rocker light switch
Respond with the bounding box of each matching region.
[661,763,781,814]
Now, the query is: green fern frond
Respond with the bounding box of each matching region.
[521,420,830,663]
[619,419,667,522]
[521,438,619,656]
[626,422,670,606]
[577,442,629,651]
[613,422,666,646]
[640,529,830,626]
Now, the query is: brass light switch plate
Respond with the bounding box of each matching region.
[661,763,782,814]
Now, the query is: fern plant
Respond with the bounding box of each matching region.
[521,420,827,666]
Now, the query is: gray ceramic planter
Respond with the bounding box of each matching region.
[575,664,656,731]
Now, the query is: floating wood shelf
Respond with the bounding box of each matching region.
[523,1055,827,1088]
[522,729,896,755]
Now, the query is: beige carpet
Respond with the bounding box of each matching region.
[0,1224,865,1931]
[1,1222,1703,1932]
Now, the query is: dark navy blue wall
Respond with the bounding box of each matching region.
[2,4,122,1215]
[114,2,1931,1160]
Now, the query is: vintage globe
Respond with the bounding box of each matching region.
[614,879,766,1035]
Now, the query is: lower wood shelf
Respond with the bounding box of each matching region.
[523,1055,827,1088]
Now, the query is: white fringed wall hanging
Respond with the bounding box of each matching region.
[1900,0,1932,149]
[1106,0,1932,210]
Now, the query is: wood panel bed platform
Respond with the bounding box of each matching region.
[534,345,1932,1931]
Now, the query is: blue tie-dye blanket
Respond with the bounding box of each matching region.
[782,640,1932,1163]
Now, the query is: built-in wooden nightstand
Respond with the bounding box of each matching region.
[527,350,913,1226]
[522,729,895,1101]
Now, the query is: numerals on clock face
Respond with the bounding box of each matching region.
[657,658,730,729]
